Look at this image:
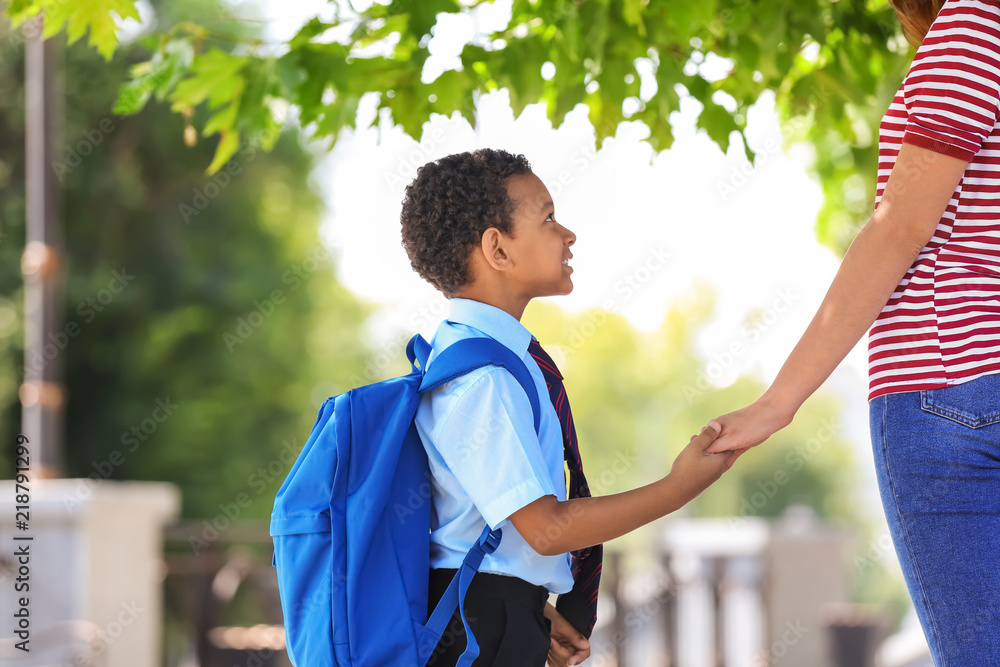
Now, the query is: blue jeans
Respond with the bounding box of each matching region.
[870,373,1000,666]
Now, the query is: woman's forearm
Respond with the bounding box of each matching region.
[758,144,970,421]
[761,216,929,421]
[705,145,969,456]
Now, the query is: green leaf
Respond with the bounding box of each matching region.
[206,128,240,176]
[696,99,738,153]
[40,0,140,61]
[6,0,42,25]
[275,52,308,99]
[622,0,647,37]
[203,102,238,137]
[386,0,461,40]
[427,69,477,126]
[170,49,248,113]
[113,39,194,115]
[289,17,337,48]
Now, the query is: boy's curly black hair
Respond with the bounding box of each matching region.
[400,148,533,296]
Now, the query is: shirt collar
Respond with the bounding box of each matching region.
[446,298,533,357]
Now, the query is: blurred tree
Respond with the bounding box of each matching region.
[4,0,914,253]
[0,0,375,522]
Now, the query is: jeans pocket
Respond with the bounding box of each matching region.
[920,376,1000,429]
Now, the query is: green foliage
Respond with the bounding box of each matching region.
[2,0,915,250]
[0,17,377,519]
[6,0,139,60]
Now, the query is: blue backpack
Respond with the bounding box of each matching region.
[270,333,541,666]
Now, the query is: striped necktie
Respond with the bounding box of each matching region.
[528,338,602,638]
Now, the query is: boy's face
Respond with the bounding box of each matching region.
[502,171,577,298]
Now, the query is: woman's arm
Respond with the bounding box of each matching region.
[705,142,969,457]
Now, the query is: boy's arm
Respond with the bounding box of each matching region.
[509,426,724,556]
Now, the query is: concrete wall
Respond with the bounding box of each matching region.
[0,479,179,667]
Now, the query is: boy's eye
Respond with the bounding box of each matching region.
[546,212,555,222]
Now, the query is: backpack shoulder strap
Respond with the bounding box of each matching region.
[417,336,542,435]
[422,523,502,666]
[407,333,432,373]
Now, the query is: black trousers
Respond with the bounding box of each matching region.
[425,568,552,667]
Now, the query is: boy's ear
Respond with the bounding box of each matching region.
[480,227,512,271]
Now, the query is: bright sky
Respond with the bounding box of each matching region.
[202,0,881,507]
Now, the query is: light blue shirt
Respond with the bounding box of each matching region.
[414,298,574,594]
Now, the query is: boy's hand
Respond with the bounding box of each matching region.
[544,602,590,667]
[667,425,727,504]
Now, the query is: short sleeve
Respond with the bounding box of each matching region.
[902,2,1000,160]
[423,366,556,529]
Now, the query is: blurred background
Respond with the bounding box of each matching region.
[0,0,934,665]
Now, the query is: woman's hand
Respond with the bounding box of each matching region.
[703,398,794,465]
[544,603,590,667]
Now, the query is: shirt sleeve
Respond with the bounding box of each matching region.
[902,3,1000,161]
[424,366,557,529]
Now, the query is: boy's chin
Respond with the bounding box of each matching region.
[533,285,573,299]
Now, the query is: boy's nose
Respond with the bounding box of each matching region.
[563,225,576,246]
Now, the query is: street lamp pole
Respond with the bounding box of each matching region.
[22,12,65,479]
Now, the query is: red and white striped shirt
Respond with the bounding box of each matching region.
[869,0,1000,400]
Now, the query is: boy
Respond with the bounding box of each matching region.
[400,148,727,667]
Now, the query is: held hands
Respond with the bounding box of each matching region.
[544,603,590,667]
[667,424,728,503]
[703,398,795,470]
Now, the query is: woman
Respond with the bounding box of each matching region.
[706,0,1000,663]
